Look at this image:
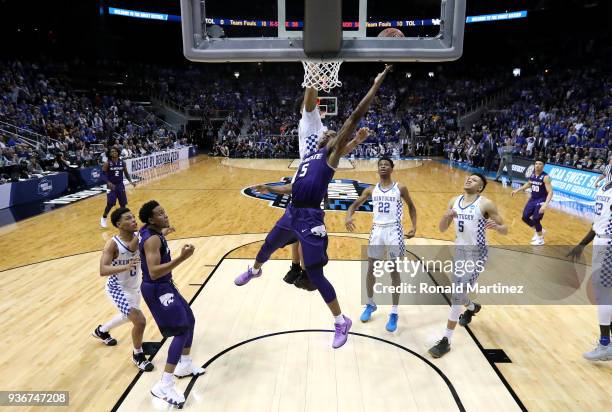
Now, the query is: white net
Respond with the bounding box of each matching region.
[301,61,343,93]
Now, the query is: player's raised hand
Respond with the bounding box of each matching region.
[253,184,270,194]
[180,244,195,260]
[566,245,584,262]
[355,127,372,143]
[345,216,356,232]
[374,65,393,85]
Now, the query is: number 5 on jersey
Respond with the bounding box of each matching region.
[298,163,309,178]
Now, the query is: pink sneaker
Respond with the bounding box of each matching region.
[332,316,352,349]
[234,267,262,286]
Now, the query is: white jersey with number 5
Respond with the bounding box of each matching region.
[107,235,140,292]
[593,184,612,237]
[452,195,487,246]
[372,182,403,225]
[298,107,327,160]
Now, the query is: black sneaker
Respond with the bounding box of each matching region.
[92,325,117,346]
[283,264,302,284]
[133,352,154,372]
[294,270,317,291]
[428,337,451,358]
[459,303,481,327]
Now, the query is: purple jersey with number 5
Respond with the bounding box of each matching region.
[292,146,335,205]
[529,172,548,202]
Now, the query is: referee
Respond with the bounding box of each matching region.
[594,155,612,187]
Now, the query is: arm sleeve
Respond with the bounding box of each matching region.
[298,107,326,160]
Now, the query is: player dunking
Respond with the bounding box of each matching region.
[568,181,612,361]
[345,156,417,332]
[138,201,204,407]
[100,147,136,228]
[239,87,373,292]
[429,173,508,358]
[235,65,392,348]
[92,207,153,372]
[511,158,553,245]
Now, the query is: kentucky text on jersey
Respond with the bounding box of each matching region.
[372,195,397,202]
[456,213,476,220]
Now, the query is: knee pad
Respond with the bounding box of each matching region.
[449,304,463,322]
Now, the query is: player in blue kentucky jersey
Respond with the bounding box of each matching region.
[511,158,553,245]
[138,200,204,407]
[568,181,612,361]
[234,65,393,349]
[100,147,136,228]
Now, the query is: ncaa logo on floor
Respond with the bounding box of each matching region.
[243,178,374,212]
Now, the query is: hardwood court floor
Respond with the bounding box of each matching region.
[0,156,609,412]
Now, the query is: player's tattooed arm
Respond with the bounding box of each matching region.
[345,186,373,232]
[253,183,292,195]
[328,65,392,164]
[144,235,193,280]
[399,185,417,238]
[99,239,139,276]
[511,181,531,196]
[482,198,508,235]
[439,197,457,232]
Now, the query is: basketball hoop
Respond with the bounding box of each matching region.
[301,61,343,93]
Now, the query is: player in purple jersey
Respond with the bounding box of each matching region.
[234,65,392,349]
[138,200,204,407]
[100,147,136,228]
[511,158,553,245]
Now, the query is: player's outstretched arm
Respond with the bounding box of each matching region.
[304,87,318,112]
[399,185,417,238]
[345,186,373,232]
[482,198,508,235]
[144,235,194,280]
[99,239,138,276]
[439,197,457,232]
[511,181,530,196]
[327,65,392,165]
[253,183,292,195]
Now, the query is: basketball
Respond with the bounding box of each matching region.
[378,28,405,38]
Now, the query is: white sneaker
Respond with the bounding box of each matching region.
[100,217,107,228]
[530,236,545,246]
[583,342,612,361]
[151,381,185,407]
[531,229,546,241]
[174,359,206,378]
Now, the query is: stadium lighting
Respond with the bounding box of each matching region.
[234,71,240,79]
[513,68,521,77]
[428,72,434,78]
[405,72,412,79]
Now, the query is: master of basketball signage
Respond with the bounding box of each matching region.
[243,178,374,212]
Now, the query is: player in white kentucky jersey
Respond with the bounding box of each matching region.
[429,173,508,358]
[568,181,612,361]
[345,157,417,332]
[92,207,153,372]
